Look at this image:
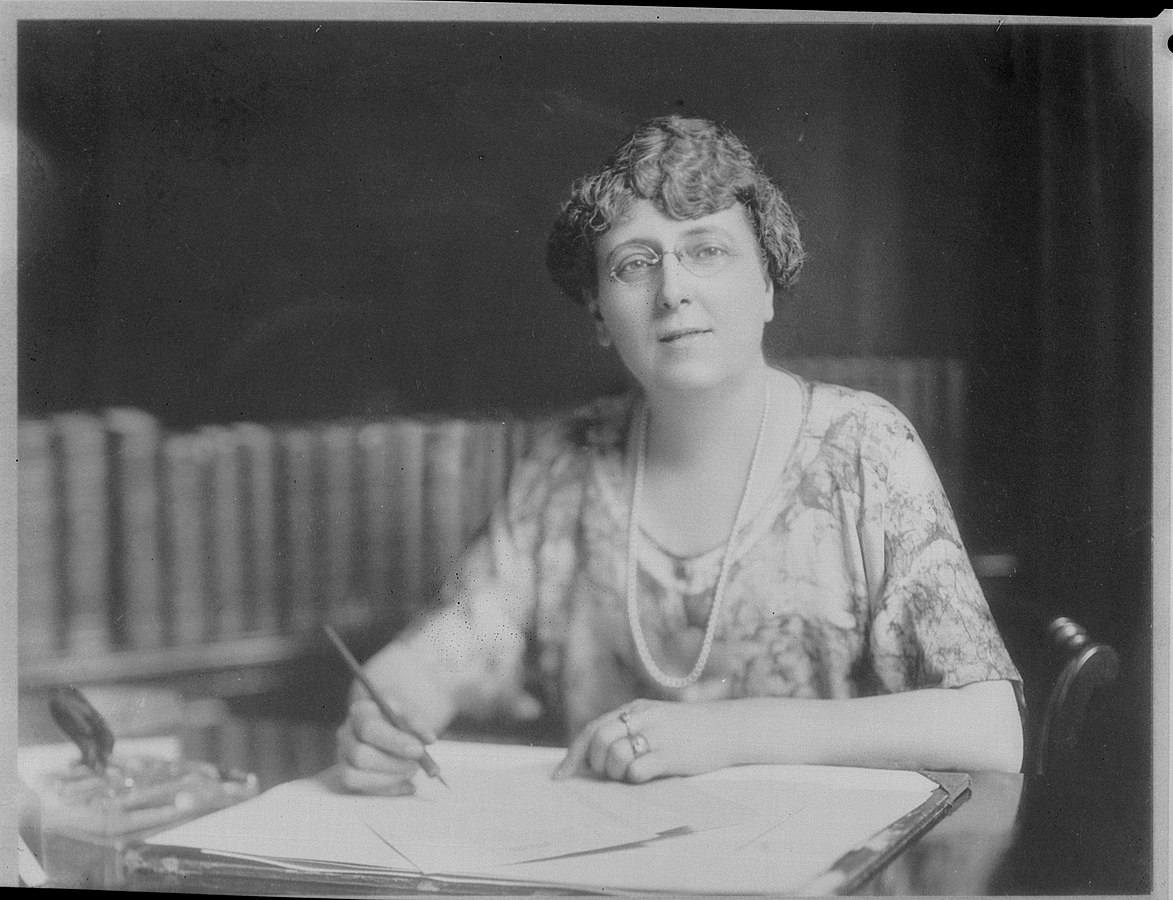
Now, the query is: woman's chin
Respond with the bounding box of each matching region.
[639,359,763,396]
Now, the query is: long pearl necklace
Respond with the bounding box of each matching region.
[625,380,771,690]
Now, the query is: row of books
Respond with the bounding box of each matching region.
[17,358,966,666]
[17,408,544,660]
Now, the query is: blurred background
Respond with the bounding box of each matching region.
[16,11,1154,841]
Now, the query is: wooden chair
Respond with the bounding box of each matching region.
[1024,615,1121,777]
[977,559,1123,778]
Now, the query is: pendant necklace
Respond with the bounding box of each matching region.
[625,380,771,690]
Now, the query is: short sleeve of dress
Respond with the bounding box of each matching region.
[394,423,566,721]
[861,402,1021,694]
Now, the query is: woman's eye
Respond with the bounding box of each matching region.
[615,255,656,275]
[691,244,729,260]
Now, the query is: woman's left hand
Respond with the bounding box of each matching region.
[552,699,736,783]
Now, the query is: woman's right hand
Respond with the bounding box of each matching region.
[335,692,440,795]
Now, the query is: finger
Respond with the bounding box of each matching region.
[552,722,596,779]
[337,719,422,776]
[506,690,543,721]
[384,700,440,746]
[554,705,622,779]
[624,750,662,784]
[603,736,637,782]
[337,763,416,796]
[591,713,638,774]
[348,740,422,778]
[336,732,416,793]
[588,721,629,776]
[350,701,431,758]
[347,689,440,745]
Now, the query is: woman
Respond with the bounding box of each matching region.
[336,116,1024,794]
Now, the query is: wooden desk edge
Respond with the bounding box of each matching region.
[800,771,973,896]
[124,772,974,897]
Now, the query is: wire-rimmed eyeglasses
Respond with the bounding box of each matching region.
[606,241,741,286]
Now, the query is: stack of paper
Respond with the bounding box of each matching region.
[143,741,949,895]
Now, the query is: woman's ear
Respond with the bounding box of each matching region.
[586,298,612,348]
[761,277,775,324]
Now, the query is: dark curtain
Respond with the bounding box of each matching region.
[1026,28,1152,651]
[1017,27,1153,789]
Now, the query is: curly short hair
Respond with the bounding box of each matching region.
[546,116,805,304]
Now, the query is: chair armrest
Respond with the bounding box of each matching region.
[1028,616,1121,776]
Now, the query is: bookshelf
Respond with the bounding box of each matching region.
[16,358,968,716]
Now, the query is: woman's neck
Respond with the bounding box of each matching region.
[641,366,773,470]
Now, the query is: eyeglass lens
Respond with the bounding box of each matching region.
[608,242,736,285]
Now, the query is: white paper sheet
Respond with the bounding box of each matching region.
[147,741,746,871]
[491,775,938,894]
[369,761,748,871]
[145,741,940,894]
[145,773,415,869]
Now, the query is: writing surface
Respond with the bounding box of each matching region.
[143,741,946,894]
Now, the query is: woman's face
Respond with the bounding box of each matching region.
[587,199,775,395]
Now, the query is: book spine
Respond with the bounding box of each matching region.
[422,417,468,602]
[214,713,254,782]
[161,430,212,646]
[234,422,280,636]
[52,411,114,655]
[784,355,827,387]
[917,359,943,443]
[276,426,320,634]
[201,426,246,641]
[481,417,511,523]
[179,697,227,767]
[459,419,490,543]
[861,357,886,399]
[17,417,62,656]
[319,423,362,630]
[891,357,922,434]
[941,359,967,504]
[387,418,426,618]
[830,357,858,394]
[105,407,165,650]
[461,418,510,539]
[289,719,336,782]
[252,717,293,791]
[505,415,538,471]
[357,421,396,621]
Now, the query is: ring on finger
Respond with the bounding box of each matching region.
[619,709,634,738]
[629,733,650,757]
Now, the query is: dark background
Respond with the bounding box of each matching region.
[18,19,1154,780]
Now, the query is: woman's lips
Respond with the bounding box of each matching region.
[659,327,711,343]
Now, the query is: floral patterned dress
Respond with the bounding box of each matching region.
[398,373,1021,738]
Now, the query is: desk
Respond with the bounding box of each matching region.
[863,769,1153,896]
[22,706,1153,896]
[116,772,1152,897]
[121,769,1155,897]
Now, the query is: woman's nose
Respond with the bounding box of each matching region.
[655,253,691,309]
